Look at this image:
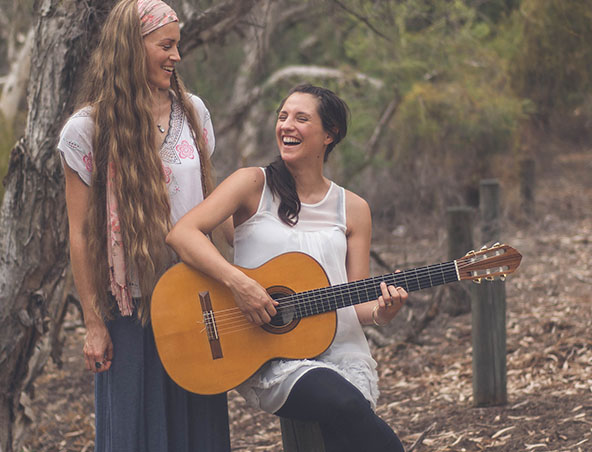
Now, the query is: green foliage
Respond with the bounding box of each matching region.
[392,81,529,175]
[320,0,530,190]
[509,0,592,121]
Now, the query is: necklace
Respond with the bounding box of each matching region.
[155,92,169,134]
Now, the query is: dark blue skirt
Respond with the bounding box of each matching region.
[94,314,230,452]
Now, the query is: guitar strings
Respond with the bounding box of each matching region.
[207,268,460,335]
[200,252,515,337]
[210,256,472,323]
[210,254,507,329]
[204,265,456,336]
[213,260,458,319]
[206,261,475,329]
[202,270,451,336]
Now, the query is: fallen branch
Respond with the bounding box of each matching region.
[407,422,437,452]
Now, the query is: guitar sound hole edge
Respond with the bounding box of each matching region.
[261,285,299,334]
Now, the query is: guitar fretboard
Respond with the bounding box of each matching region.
[282,261,459,319]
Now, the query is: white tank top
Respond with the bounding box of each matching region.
[233,168,379,413]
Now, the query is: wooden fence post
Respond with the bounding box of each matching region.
[520,158,536,218]
[280,418,325,452]
[471,179,507,406]
[445,206,474,315]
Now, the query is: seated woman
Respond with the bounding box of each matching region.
[166,83,407,452]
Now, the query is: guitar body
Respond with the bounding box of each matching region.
[151,252,336,395]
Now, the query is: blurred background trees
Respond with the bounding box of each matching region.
[166,0,590,223]
[0,0,34,199]
[1,0,590,212]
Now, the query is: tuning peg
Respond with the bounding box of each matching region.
[472,278,482,284]
[480,245,488,251]
[500,274,506,281]
[485,276,495,282]
[493,242,500,247]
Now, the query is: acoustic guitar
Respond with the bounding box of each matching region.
[151,243,521,395]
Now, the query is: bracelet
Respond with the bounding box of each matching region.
[371,304,387,327]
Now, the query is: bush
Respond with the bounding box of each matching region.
[385,81,529,211]
[509,0,592,124]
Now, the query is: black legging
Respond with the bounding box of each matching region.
[275,368,405,452]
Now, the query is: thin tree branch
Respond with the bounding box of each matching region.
[179,0,263,54]
[216,65,384,135]
[343,90,400,179]
[331,0,391,42]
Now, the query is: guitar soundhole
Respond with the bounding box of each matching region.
[262,286,299,334]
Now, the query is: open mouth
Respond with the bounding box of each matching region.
[282,136,301,146]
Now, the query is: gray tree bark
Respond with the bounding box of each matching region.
[0,2,115,450]
[0,1,263,451]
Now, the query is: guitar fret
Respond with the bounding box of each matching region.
[427,266,434,287]
[310,292,317,315]
[305,294,313,316]
[295,293,306,318]
[419,266,432,289]
[342,291,355,307]
[328,289,334,311]
[443,262,459,284]
[403,269,418,292]
[402,271,410,292]
[373,276,383,300]
[429,263,445,287]
[319,290,327,314]
[363,280,371,306]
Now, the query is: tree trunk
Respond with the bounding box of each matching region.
[0,1,116,449]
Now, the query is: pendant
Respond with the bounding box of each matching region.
[157,124,165,134]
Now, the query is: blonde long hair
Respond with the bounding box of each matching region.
[77,0,213,322]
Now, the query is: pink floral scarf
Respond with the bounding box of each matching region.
[137,0,178,37]
[106,162,134,316]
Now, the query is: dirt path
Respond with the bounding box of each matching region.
[21,146,591,451]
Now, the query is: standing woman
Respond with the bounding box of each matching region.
[167,84,407,452]
[58,0,230,450]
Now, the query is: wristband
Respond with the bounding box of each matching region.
[371,303,387,327]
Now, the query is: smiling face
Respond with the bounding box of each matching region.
[143,22,181,90]
[276,92,334,165]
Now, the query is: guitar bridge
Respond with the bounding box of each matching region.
[199,291,223,360]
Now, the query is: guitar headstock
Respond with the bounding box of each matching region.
[456,243,522,283]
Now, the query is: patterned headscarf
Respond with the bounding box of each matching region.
[137,0,178,37]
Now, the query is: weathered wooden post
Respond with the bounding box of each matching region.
[472,180,507,406]
[520,158,535,218]
[445,207,474,315]
[280,418,325,452]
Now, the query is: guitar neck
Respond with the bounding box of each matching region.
[289,260,459,319]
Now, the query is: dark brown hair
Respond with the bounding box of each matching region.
[266,84,350,226]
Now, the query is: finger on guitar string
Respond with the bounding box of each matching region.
[395,285,408,304]
[228,273,279,325]
[378,281,395,308]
